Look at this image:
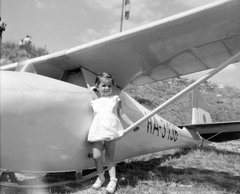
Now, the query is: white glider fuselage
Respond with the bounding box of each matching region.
[0,71,202,173]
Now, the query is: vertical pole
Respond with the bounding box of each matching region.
[120,0,124,32]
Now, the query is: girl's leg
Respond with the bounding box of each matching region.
[92,142,105,189]
[105,140,118,193]
[92,142,104,173]
[105,140,116,178]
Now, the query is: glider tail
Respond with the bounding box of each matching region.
[189,87,240,142]
[192,88,212,124]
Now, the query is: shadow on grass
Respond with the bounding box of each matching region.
[117,147,240,193]
[1,146,239,193]
[201,144,240,156]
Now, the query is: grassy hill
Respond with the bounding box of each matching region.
[125,78,240,125]
[0,41,48,64]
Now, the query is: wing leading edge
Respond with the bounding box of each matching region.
[1,0,240,89]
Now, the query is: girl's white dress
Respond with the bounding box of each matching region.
[87,95,124,142]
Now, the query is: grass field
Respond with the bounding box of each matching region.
[1,140,239,194]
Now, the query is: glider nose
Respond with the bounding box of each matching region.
[0,71,94,172]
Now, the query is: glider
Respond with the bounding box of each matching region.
[1,0,240,187]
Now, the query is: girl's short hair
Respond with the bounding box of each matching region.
[95,72,115,87]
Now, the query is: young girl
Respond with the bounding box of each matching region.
[88,72,139,193]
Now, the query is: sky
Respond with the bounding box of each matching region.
[1,0,240,89]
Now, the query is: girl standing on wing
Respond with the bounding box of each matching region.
[88,72,139,193]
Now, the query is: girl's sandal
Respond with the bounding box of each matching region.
[106,178,118,193]
[92,173,105,189]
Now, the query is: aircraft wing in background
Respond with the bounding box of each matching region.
[180,122,240,142]
[1,0,240,89]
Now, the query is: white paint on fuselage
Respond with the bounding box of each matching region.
[1,71,94,172]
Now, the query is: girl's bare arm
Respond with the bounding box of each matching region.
[117,101,139,131]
